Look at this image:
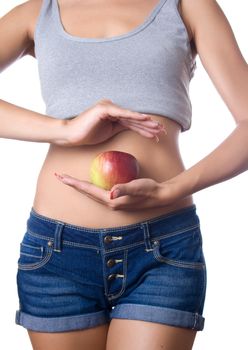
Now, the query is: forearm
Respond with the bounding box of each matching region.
[162,120,248,200]
[0,98,68,145]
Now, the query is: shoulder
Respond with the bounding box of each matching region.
[179,0,225,53]
[19,0,44,40]
[15,0,44,57]
[3,0,44,20]
[0,0,44,70]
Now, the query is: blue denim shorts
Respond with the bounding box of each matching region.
[15,204,207,333]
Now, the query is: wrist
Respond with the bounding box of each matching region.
[157,179,181,206]
[158,170,199,205]
[56,116,90,147]
[51,118,72,146]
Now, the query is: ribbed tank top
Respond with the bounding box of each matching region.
[34,0,197,132]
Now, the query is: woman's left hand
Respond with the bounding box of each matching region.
[54,173,177,211]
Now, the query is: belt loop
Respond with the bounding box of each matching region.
[54,221,65,252]
[141,222,153,252]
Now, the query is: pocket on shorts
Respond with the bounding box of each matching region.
[17,231,53,271]
[152,225,206,269]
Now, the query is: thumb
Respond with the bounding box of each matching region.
[112,122,129,136]
[110,185,127,199]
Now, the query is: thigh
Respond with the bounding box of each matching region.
[28,323,109,350]
[106,319,196,350]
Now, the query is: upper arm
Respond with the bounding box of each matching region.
[0,0,42,73]
[182,0,248,124]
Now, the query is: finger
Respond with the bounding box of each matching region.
[127,126,158,138]
[111,121,130,135]
[119,118,166,130]
[106,115,161,127]
[110,178,159,199]
[108,117,165,140]
[103,105,152,121]
[81,191,107,205]
[123,118,165,127]
[55,174,109,201]
[101,109,167,135]
[110,194,160,211]
[109,195,151,210]
[110,182,142,199]
[118,121,162,140]
[108,120,164,139]
[119,119,166,132]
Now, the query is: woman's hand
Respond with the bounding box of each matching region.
[54,173,179,211]
[62,99,167,146]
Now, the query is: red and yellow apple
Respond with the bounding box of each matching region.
[90,150,140,190]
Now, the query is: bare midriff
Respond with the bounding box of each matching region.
[32,114,194,228]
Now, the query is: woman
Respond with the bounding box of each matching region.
[1,0,248,349]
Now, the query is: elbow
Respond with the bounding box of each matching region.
[236,119,248,129]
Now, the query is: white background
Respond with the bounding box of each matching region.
[0,1,247,349]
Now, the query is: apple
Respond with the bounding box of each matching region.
[90,150,140,190]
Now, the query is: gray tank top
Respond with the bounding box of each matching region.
[34,0,197,132]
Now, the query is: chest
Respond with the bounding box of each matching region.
[56,0,188,40]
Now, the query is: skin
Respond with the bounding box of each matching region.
[1,0,248,349]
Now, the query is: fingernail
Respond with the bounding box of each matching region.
[141,114,151,118]
[54,172,64,180]
[110,189,120,199]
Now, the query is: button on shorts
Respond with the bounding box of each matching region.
[15,204,207,332]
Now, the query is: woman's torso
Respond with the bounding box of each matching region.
[30,0,195,228]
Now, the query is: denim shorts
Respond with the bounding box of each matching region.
[15,204,207,333]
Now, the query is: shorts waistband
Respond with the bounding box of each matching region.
[26,204,199,252]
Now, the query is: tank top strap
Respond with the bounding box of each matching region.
[161,0,196,79]
[34,0,53,41]
[152,0,170,15]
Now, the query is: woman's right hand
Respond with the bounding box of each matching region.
[62,99,167,146]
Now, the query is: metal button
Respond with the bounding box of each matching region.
[107,274,116,281]
[106,259,116,267]
[153,240,159,246]
[104,235,113,244]
[47,241,53,247]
